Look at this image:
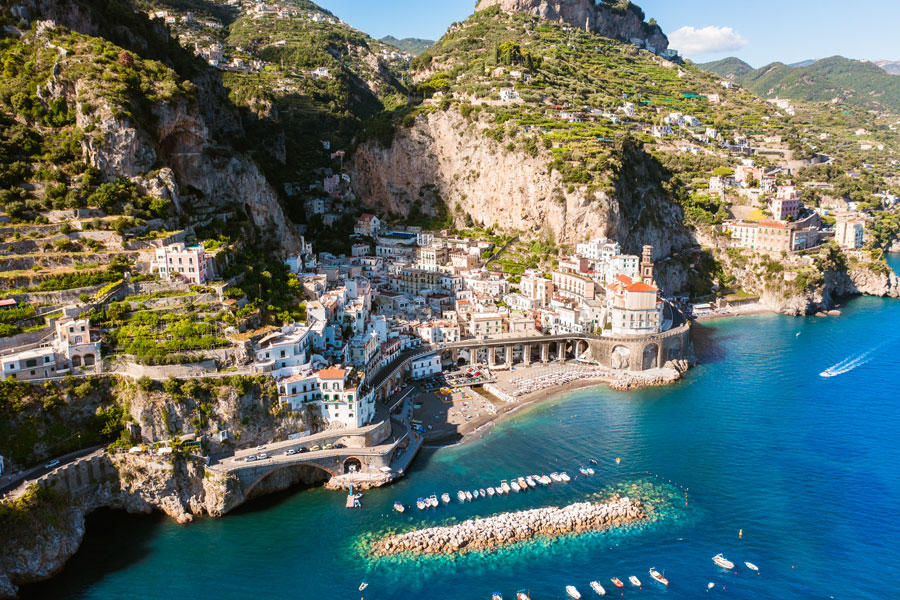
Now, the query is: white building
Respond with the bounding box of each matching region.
[605,276,663,336]
[410,353,442,379]
[835,219,865,249]
[254,324,313,372]
[278,366,374,429]
[499,88,520,102]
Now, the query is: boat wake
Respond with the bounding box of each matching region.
[820,337,897,378]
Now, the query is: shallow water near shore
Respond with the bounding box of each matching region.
[20,257,900,600]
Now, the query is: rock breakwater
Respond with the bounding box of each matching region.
[370,495,644,556]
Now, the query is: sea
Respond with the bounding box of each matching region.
[20,256,900,600]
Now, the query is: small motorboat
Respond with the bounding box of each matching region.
[540,475,552,485]
[479,489,487,497]
[550,472,562,482]
[441,493,451,504]
[493,593,503,600]
[465,490,474,501]
[393,501,405,513]
[510,481,521,492]
[487,487,496,496]
[517,477,528,490]
[586,468,595,475]
[566,585,581,599]
[516,592,530,600]
[610,578,624,588]
[471,490,479,500]
[500,480,511,494]
[416,498,426,510]
[428,495,439,508]
[615,457,621,464]
[590,581,606,596]
[707,582,715,590]
[579,467,590,476]
[458,490,467,503]
[589,458,599,465]
[359,582,368,592]
[745,562,759,572]
[649,568,668,586]
[559,472,571,482]
[629,576,641,587]
[525,477,537,488]
[712,554,735,570]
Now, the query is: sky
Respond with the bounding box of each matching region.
[315,0,900,67]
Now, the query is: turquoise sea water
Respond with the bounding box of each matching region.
[21,258,900,600]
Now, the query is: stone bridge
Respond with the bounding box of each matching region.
[210,419,408,497]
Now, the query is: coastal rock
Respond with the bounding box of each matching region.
[370,495,644,556]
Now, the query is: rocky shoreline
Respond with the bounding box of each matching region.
[370,495,644,556]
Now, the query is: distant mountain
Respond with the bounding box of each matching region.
[874,60,900,76]
[380,36,434,56]
[697,56,753,79]
[700,55,900,112]
[787,59,816,68]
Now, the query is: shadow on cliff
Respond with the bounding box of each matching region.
[17,509,163,600]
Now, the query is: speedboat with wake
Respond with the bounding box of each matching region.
[590,581,606,596]
[649,568,668,586]
[629,576,641,587]
[713,554,735,570]
[566,585,581,599]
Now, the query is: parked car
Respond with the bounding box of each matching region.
[285,449,297,456]
[45,459,60,469]
[334,443,346,449]
[323,444,334,450]
[244,456,257,463]
[298,447,310,454]
[256,453,268,460]
[310,445,321,451]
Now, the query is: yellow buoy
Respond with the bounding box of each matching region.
[739,529,743,539]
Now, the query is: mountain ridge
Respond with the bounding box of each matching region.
[380,35,434,56]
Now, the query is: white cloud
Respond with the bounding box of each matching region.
[669,25,748,58]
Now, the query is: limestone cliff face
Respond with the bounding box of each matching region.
[351,110,692,258]
[475,0,668,50]
[18,1,302,256]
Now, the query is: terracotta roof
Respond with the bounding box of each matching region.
[317,367,346,380]
[358,213,376,222]
[616,274,633,285]
[626,282,657,293]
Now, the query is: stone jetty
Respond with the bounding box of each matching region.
[371,495,644,556]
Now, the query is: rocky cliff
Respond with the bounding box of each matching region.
[475,0,668,50]
[351,110,692,257]
[13,0,302,255]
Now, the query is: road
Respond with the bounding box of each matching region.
[0,445,105,497]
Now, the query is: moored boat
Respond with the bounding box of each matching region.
[566,585,581,599]
[393,501,405,513]
[540,475,552,485]
[579,467,589,476]
[517,477,528,490]
[428,495,439,508]
[416,498,426,510]
[479,489,486,497]
[610,578,624,588]
[586,467,595,475]
[590,581,606,596]
[359,582,368,591]
[629,576,641,587]
[510,481,521,492]
[465,490,474,501]
[441,493,451,504]
[560,472,571,482]
[525,477,536,488]
[458,490,467,502]
[712,554,735,570]
[589,458,599,465]
[649,568,668,586]
[745,562,759,572]
[493,593,502,600]
[516,591,530,600]
[550,472,562,482]
[500,480,511,494]
[487,487,496,496]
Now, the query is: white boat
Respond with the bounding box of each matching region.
[500,480,511,494]
[393,501,405,513]
[465,490,474,501]
[590,581,606,596]
[629,576,641,587]
[359,582,368,591]
[510,481,521,492]
[712,554,735,570]
[649,568,668,586]
[559,472,571,482]
[458,490,467,502]
[566,585,581,599]
[540,475,552,485]
[487,487,496,496]
[586,468,595,475]
[707,583,715,590]
[441,493,451,504]
[526,477,537,488]
[416,498,426,510]
[471,490,479,500]
[517,477,528,490]
[550,472,562,482]
[745,562,759,572]
[428,495,439,508]
[479,489,486,497]
[517,592,530,600]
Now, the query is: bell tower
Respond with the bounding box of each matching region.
[640,245,655,284]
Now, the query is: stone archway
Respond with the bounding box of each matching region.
[642,344,659,370]
[242,462,335,499]
[72,355,82,367]
[83,354,96,367]
[611,345,631,370]
[343,457,362,474]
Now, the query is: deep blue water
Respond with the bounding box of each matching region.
[21,258,900,600]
